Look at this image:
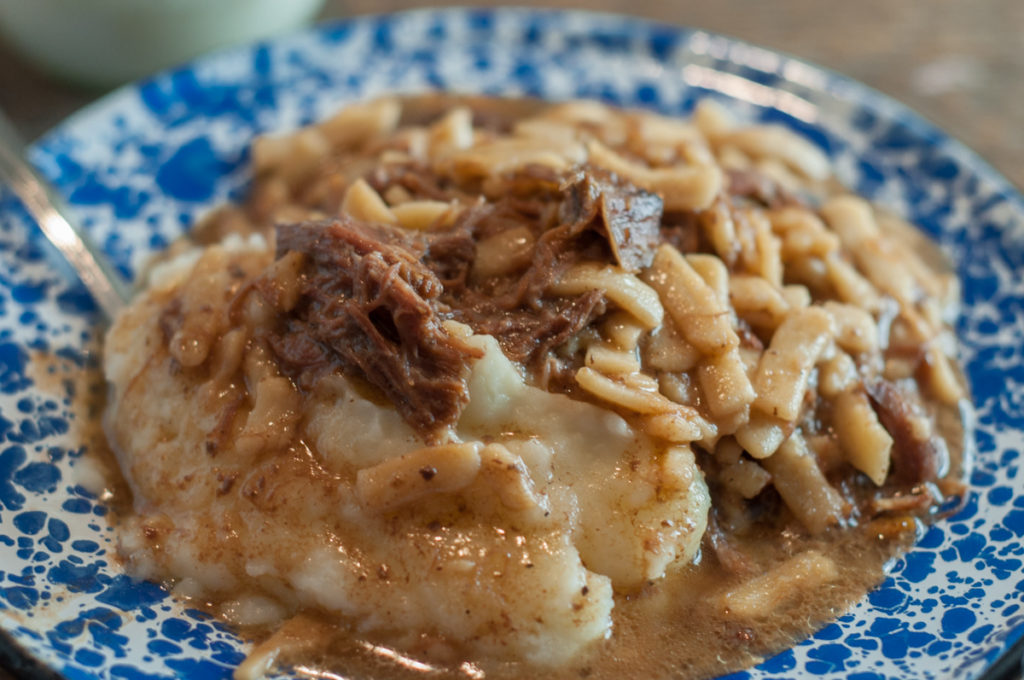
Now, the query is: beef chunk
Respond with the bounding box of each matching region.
[273,218,482,434]
[560,167,663,272]
[865,379,950,485]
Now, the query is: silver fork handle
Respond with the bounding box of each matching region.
[0,109,130,321]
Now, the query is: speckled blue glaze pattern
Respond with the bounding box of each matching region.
[0,8,1022,680]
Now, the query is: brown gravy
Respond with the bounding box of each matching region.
[251,488,946,680]
[244,397,966,680]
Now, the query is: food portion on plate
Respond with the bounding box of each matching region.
[102,94,969,678]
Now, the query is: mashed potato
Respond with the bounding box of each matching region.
[105,231,708,665]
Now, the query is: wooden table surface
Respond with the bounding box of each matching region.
[0,1,1020,678]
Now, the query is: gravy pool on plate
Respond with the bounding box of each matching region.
[101,95,968,679]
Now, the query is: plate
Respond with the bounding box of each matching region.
[1,8,1023,680]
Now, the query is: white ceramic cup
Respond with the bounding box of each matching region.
[0,0,326,88]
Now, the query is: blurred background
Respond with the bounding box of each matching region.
[0,0,1021,188]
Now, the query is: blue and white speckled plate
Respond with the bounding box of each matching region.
[1,8,1022,680]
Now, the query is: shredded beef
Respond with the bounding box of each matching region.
[429,214,609,372]
[865,380,950,485]
[267,327,327,371]
[465,167,659,313]
[423,227,477,290]
[451,290,606,367]
[272,218,482,434]
[659,210,703,255]
[426,168,663,372]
